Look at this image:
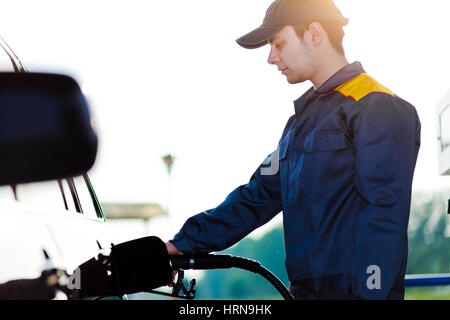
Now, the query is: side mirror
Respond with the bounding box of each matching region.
[0,72,98,186]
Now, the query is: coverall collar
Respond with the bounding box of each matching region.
[316,61,365,94]
[294,61,365,113]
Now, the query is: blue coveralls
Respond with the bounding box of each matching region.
[171,61,421,299]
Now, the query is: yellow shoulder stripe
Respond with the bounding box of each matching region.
[334,73,394,102]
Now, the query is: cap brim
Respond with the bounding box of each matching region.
[236,25,284,49]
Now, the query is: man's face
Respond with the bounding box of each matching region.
[267,25,315,84]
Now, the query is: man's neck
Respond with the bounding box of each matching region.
[311,55,349,90]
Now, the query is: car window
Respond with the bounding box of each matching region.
[0,186,15,200]
[0,44,14,71]
[0,36,23,72]
[60,179,77,212]
[71,175,103,220]
[14,180,67,211]
[3,176,103,218]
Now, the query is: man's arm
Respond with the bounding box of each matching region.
[349,93,421,299]
[168,150,283,255]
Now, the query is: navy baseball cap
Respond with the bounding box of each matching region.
[236,0,348,49]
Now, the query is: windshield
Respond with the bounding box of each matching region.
[0,36,25,72]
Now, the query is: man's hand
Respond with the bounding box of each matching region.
[166,241,183,256]
[165,241,183,287]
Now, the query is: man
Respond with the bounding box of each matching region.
[166,0,421,300]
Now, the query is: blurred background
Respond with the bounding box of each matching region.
[0,0,449,299]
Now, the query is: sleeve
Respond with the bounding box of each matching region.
[349,94,420,299]
[170,148,283,254]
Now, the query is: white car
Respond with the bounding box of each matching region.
[0,36,115,299]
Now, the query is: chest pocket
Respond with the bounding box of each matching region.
[302,130,354,190]
[304,130,351,154]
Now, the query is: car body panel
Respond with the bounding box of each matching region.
[0,197,114,284]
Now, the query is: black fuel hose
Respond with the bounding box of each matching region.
[170,254,293,300]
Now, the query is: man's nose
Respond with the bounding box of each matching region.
[267,46,279,65]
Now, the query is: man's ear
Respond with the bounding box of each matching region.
[308,22,326,47]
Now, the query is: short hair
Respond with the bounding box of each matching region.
[293,20,346,55]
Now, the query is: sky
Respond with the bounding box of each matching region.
[1,0,450,241]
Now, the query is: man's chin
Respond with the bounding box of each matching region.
[286,78,296,84]
[286,76,305,85]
